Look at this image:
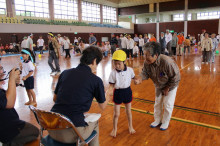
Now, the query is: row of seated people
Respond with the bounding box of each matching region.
[0,43,19,54]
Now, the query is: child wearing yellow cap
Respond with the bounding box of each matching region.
[108,50,136,137]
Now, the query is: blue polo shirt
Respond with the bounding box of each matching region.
[51,64,106,127]
[0,89,25,143]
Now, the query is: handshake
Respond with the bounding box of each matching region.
[134,76,142,85]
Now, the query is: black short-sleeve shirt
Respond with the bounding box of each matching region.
[0,89,25,143]
[51,64,106,127]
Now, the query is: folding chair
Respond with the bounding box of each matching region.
[29,105,97,146]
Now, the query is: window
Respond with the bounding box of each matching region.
[173,13,191,21]
[54,0,78,20]
[15,0,49,18]
[197,11,220,20]
[103,5,116,24]
[82,1,100,22]
[0,0,6,15]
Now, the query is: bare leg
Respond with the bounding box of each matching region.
[30,89,37,104]
[125,103,136,134]
[110,104,120,137]
[25,90,32,105]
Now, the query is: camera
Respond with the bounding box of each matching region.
[8,68,22,75]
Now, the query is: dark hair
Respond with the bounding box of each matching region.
[80,46,103,65]
[21,48,33,61]
[143,42,161,57]
[80,39,86,44]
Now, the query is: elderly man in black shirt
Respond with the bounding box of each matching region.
[50,46,111,146]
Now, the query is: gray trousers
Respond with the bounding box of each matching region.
[166,42,172,56]
[48,50,60,72]
[211,49,216,62]
[49,121,99,146]
[3,122,39,146]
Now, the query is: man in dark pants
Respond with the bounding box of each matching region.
[110,34,118,55]
[50,46,111,146]
[47,32,61,76]
[159,32,166,55]
[0,67,39,146]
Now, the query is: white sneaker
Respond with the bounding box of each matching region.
[56,71,61,75]
[206,62,208,64]
[50,72,56,76]
[202,62,204,64]
[150,121,161,128]
[160,122,169,131]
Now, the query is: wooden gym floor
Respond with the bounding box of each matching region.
[1,49,220,146]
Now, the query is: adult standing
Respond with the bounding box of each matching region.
[210,33,218,63]
[57,34,64,56]
[126,35,134,59]
[171,32,178,56]
[165,29,172,56]
[21,37,28,49]
[201,32,213,64]
[47,32,61,76]
[116,35,121,49]
[134,42,180,130]
[144,34,149,44]
[177,32,184,56]
[120,34,127,53]
[63,36,71,58]
[159,32,166,54]
[37,36,44,54]
[89,33,97,46]
[110,34,118,55]
[27,34,35,63]
[133,34,139,44]
[49,46,111,146]
[138,35,144,56]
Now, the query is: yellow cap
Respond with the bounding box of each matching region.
[112,50,127,61]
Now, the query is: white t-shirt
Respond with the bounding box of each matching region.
[165,33,172,44]
[22,60,35,77]
[21,40,28,48]
[58,37,64,45]
[109,66,135,89]
[74,39,78,43]
[37,39,44,47]
[127,39,134,49]
[104,44,111,51]
[121,37,127,49]
[133,46,139,54]
[139,38,144,47]
[79,44,89,52]
[63,39,70,49]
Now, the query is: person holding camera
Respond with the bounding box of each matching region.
[19,48,37,106]
[0,67,39,145]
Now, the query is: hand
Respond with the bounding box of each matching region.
[9,68,20,82]
[19,62,22,68]
[22,76,26,81]
[162,86,169,96]
[134,76,142,85]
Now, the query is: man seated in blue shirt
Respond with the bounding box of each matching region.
[50,46,111,146]
[0,67,39,145]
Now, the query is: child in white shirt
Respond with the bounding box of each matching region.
[133,42,139,58]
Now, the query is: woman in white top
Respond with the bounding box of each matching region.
[138,35,144,56]
[126,35,134,59]
[79,39,89,53]
[63,36,71,58]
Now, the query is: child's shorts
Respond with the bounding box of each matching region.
[113,87,132,105]
[24,76,34,90]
